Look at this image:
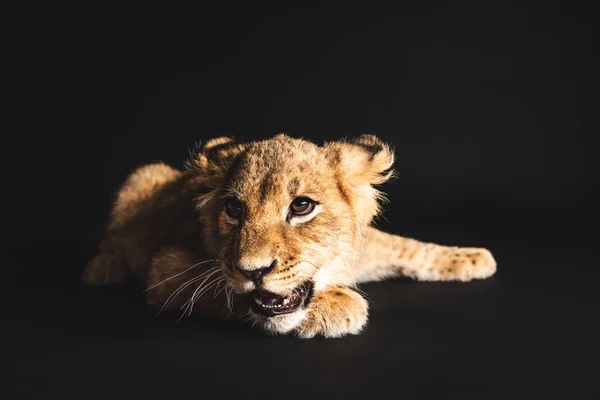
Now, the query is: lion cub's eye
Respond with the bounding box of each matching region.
[225,198,243,218]
[290,197,316,216]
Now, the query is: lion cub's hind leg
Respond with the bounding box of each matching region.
[82,163,182,285]
[82,241,129,285]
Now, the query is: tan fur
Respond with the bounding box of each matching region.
[83,133,497,338]
[295,286,369,339]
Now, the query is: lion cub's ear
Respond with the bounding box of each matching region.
[186,137,248,183]
[326,134,395,187]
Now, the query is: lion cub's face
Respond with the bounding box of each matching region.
[190,134,394,331]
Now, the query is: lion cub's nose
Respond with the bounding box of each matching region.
[238,260,277,282]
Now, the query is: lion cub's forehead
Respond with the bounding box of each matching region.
[228,137,333,201]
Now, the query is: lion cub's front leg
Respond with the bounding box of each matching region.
[296,286,369,339]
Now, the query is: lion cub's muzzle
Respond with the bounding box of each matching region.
[249,281,314,317]
[237,260,276,282]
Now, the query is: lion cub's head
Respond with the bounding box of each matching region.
[188,134,394,333]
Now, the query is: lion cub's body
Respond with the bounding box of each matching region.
[83,134,496,338]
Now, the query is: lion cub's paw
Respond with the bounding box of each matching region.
[81,252,127,285]
[437,247,497,281]
[296,286,369,339]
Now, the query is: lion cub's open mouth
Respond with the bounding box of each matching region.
[250,281,314,317]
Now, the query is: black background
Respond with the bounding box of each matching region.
[5,2,599,399]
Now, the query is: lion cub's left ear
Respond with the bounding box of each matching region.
[325,134,395,187]
[186,137,248,183]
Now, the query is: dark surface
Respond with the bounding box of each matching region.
[5,2,598,399]
[4,228,600,399]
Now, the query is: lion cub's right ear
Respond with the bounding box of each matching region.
[186,137,248,183]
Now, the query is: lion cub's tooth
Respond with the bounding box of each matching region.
[282,298,289,306]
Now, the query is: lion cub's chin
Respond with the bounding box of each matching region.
[248,308,309,335]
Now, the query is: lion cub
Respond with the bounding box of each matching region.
[83,134,496,338]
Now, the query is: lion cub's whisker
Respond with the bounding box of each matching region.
[158,276,203,314]
[158,268,221,314]
[158,275,208,314]
[179,277,222,322]
[179,275,221,313]
[188,278,222,313]
[186,269,222,307]
[224,285,235,312]
[143,260,218,293]
[186,273,224,315]
[213,279,228,299]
